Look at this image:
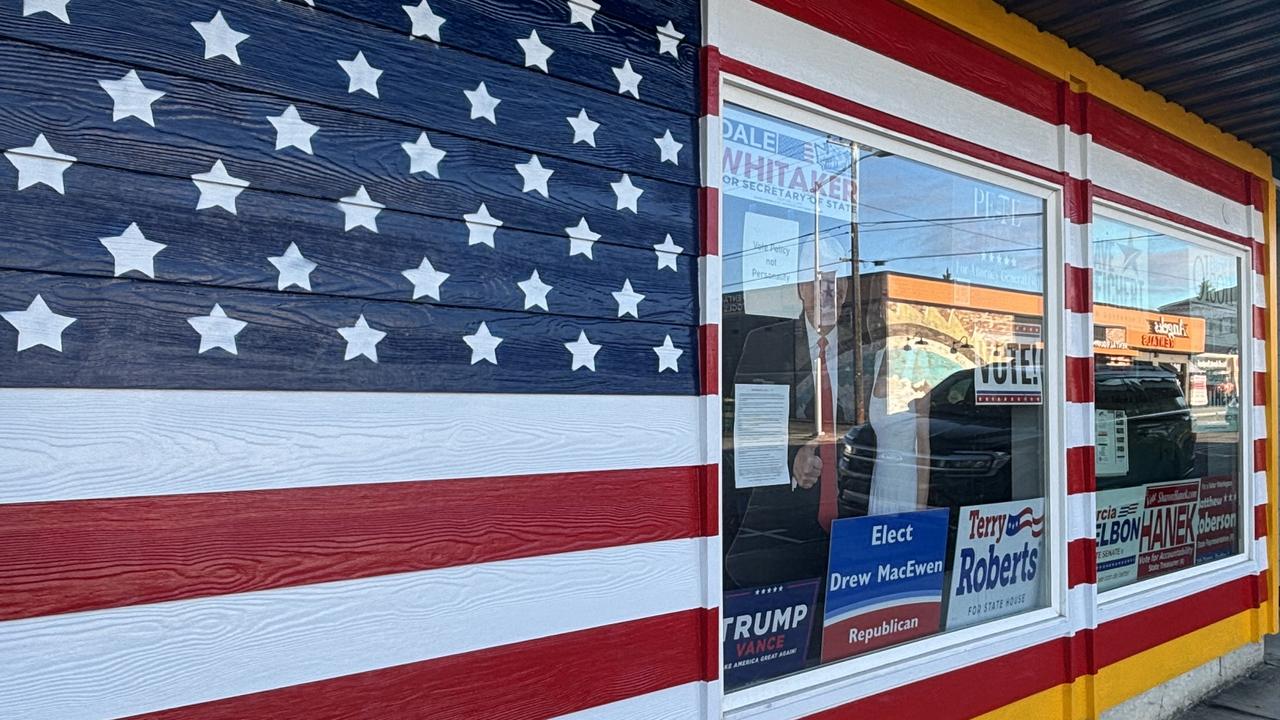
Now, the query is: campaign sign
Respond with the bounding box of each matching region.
[1195,475,1239,563]
[974,344,1043,405]
[946,499,1045,629]
[821,509,949,661]
[1137,480,1200,579]
[722,580,820,688]
[1095,486,1145,591]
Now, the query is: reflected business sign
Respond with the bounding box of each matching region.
[946,499,1045,629]
[821,509,948,661]
[722,580,820,688]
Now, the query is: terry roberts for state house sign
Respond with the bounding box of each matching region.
[946,498,1045,629]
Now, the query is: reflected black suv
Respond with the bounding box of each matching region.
[836,361,1195,516]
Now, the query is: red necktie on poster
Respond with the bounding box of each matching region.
[816,335,838,532]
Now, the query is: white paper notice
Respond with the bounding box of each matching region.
[733,383,792,488]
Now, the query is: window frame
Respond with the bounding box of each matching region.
[1090,199,1258,615]
[718,76,1072,716]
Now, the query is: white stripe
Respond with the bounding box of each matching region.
[1066,401,1094,449]
[717,0,1060,172]
[1253,406,1267,440]
[700,114,723,189]
[1064,221,1091,268]
[1066,310,1092,358]
[700,254,723,325]
[1255,471,1269,505]
[1251,208,1267,244]
[1067,490,1094,542]
[701,394,721,465]
[0,389,702,504]
[1058,126,1087,179]
[1255,536,1270,572]
[1253,277,1267,309]
[0,537,706,720]
[552,681,708,720]
[1091,143,1252,239]
[1253,337,1268,373]
[1067,581,1096,633]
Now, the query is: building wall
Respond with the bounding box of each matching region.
[0,1,715,718]
[704,0,1274,718]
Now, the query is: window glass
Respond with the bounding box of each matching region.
[1092,215,1244,591]
[720,104,1049,691]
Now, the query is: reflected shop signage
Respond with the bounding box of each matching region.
[722,580,820,687]
[822,510,949,661]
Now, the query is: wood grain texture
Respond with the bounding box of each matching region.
[128,611,709,720]
[0,389,703,503]
[0,270,699,394]
[0,0,697,182]
[309,0,699,115]
[0,38,698,238]
[0,538,706,720]
[0,465,706,620]
[0,161,698,321]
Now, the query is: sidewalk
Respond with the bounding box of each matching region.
[1179,635,1280,719]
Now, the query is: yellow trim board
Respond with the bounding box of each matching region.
[898,0,1272,179]
[973,609,1261,720]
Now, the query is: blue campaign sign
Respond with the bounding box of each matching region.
[822,508,949,661]
[722,579,820,688]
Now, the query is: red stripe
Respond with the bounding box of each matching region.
[1254,306,1267,340]
[0,466,707,622]
[700,45,721,117]
[801,636,1083,720]
[718,57,1065,186]
[752,0,1060,125]
[1256,503,1269,540]
[1066,356,1094,404]
[700,323,720,396]
[754,0,1264,209]
[1067,446,1096,494]
[128,609,710,720]
[1065,264,1092,314]
[1065,178,1092,225]
[1093,574,1263,668]
[1091,186,1254,247]
[1068,537,1097,588]
[700,463,719,537]
[1255,372,1268,407]
[1249,176,1268,213]
[1060,86,1087,134]
[699,186,720,256]
[1253,242,1268,275]
[1088,99,1254,208]
[1257,438,1269,473]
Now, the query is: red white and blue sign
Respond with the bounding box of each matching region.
[722,579,820,689]
[821,509,949,661]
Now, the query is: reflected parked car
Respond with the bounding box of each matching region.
[836,362,1195,516]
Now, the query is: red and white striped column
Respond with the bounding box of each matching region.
[1247,179,1271,609]
[697,38,725,717]
[1061,89,1098,662]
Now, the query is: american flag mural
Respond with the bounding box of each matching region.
[0,0,714,717]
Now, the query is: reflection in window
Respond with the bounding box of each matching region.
[1092,215,1244,592]
[720,104,1049,691]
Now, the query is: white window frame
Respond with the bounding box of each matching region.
[718,76,1073,719]
[1090,199,1258,622]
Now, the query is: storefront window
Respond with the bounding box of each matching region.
[720,104,1050,691]
[1092,214,1245,591]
